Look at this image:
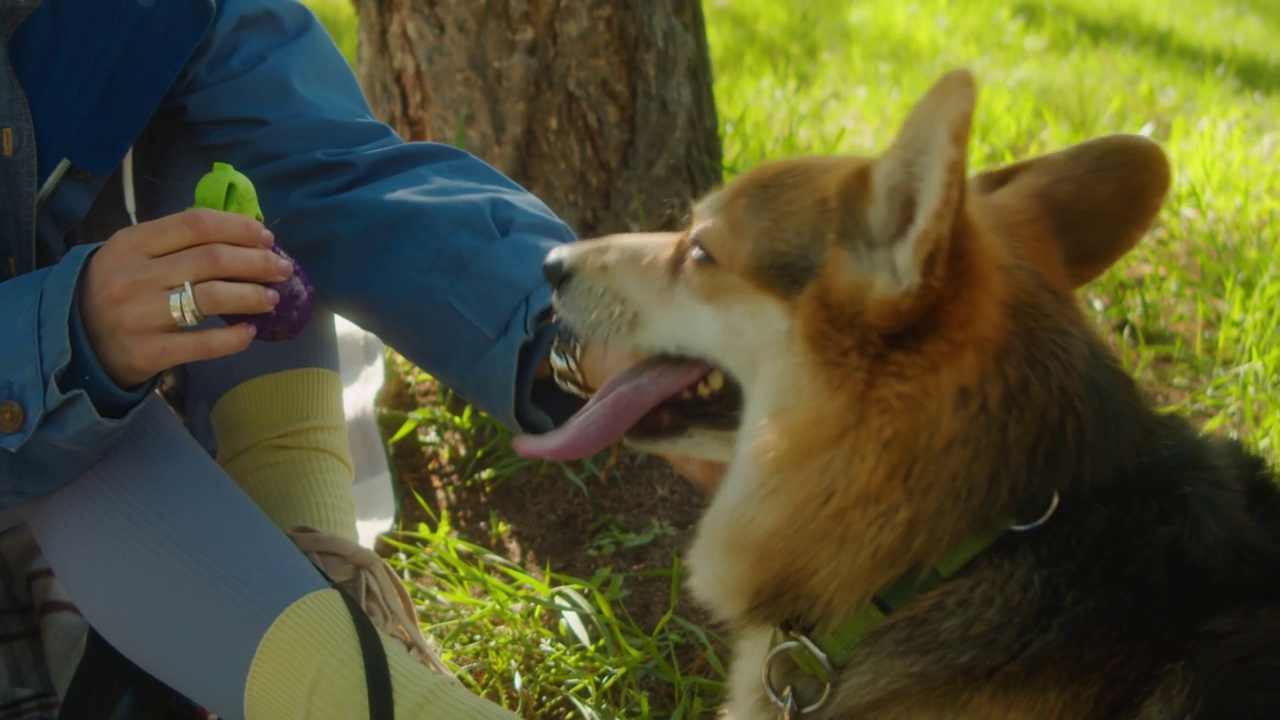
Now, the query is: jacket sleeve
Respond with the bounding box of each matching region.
[166,0,582,433]
[0,244,158,506]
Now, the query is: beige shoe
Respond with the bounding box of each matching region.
[288,525,453,676]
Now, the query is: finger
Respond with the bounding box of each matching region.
[151,323,258,370]
[121,208,273,258]
[152,280,280,331]
[193,280,281,318]
[662,455,728,494]
[154,243,293,288]
[579,339,645,391]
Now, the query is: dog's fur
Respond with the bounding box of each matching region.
[544,70,1280,718]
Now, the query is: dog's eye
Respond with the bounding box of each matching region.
[689,241,717,266]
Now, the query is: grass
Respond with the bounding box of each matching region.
[304,0,357,65]
[305,0,1278,716]
[375,359,726,719]
[382,509,724,719]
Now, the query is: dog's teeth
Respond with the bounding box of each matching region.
[691,371,726,400]
[706,370,725,393]
[680,388,695,400]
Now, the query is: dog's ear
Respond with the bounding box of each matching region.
[971,134,1171,288]
[837,69,976,295]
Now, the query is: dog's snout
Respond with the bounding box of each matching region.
[543,248,572,289]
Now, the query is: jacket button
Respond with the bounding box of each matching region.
[0,401,24,434]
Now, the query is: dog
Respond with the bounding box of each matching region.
[515,69,1280,719]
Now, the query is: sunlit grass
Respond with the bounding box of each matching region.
[384,504,725,719]
[302,0,357,65]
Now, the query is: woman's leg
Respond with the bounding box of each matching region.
[19,395,520,720]
[21,396,327,717]
[179,308,359,541]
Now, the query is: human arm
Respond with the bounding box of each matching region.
[168,0,725,490]
[0,207,296,503]
[166,0,576,434]
[0,245,138,504]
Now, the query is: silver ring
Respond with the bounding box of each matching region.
[169,287,192,328]
[548,323,592,399]
[169,282,202,329]
[180,281,205,325]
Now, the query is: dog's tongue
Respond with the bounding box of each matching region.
[513,358,712,462]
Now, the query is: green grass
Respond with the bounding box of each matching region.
[383,508,725,719]
[307,0,1278,716]
[375,361,726,719]
[303,0,357,65]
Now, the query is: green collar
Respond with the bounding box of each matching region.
[762,491,1059,715]
[770,522,1009,683]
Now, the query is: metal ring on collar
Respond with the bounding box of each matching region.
[1010,489,1060,532]
[761,636,833,715]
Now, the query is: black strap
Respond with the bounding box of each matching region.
[327,575,395,720]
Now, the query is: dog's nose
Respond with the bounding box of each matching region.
[543,250,572,289]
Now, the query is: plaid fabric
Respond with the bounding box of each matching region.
[0,525,82,720]
[0,525,217,720]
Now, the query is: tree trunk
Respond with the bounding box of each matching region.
[353,0,722,237]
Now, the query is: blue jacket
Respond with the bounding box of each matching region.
[0,0,579,507]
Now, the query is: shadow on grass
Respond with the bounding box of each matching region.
[375,366,715,628]
[1014,1,1280,96]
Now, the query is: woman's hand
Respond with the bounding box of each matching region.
[659,456,729,494]
[577,340,729,494]
[78,209,291,388]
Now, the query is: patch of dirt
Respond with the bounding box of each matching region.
[374,356,720,668]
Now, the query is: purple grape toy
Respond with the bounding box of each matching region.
[219,244,316,342]
[192,162,316,342]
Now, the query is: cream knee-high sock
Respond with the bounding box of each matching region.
[245,589,521,720]
[210,368,359,542]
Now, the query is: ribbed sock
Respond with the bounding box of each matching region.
[210,368,358,542]
[244,589,521,720]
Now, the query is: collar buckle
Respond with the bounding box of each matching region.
[762,631,834,717]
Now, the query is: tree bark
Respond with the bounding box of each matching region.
[353,0,722,237]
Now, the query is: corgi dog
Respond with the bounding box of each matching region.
[515,69,1280,719]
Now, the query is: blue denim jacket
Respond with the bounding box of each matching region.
[0,0,579,508]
